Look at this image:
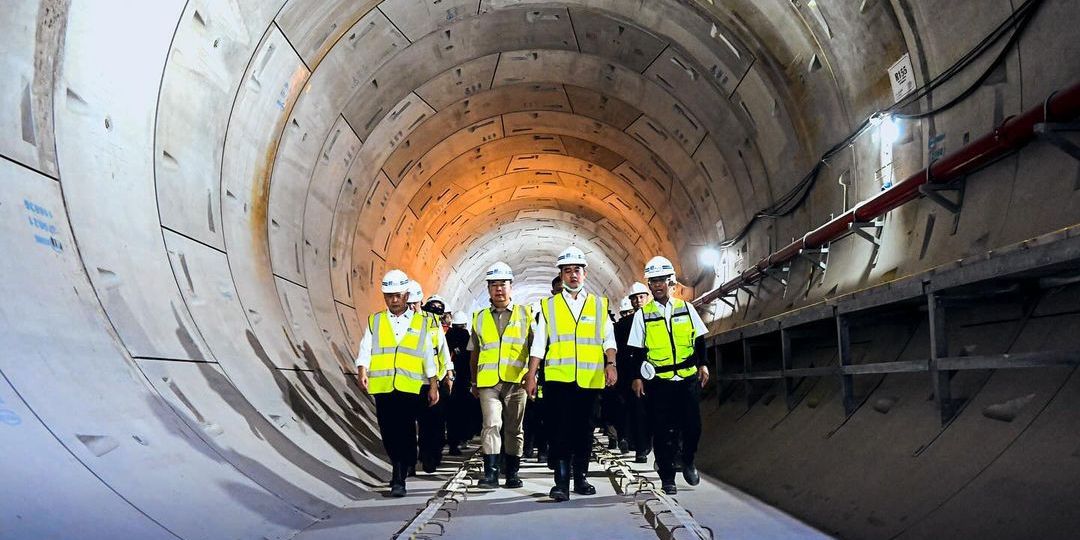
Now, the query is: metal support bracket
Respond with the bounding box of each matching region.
[1034,122,1080,162]
[718,292,739,310]
[849,221,884,246]
[764,266,790,287]
[798,247,829,272]
[919,180,965,214]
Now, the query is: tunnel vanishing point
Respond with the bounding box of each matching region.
[2,0,1080,539]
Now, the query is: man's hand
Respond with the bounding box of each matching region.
[523,371,538,399]
[357,367,369,393]
[427,383,440,407]
[470,382,480,399]
[632,378,644,398]
[604,364,617,387]
[698,365,710,388]
[444,370,455,394]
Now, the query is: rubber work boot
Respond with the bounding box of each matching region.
[658,463,676,495]
[634,453,649,463]
[503,455,523,488]
[572,456,596,495]
[476,454,500,489]
[682,460,700,486]
[618,439,629,454]
[421,456,438,474]
[389,462,407,498]
[549,460,570,502]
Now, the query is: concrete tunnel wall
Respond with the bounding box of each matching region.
[1,0,1078,538]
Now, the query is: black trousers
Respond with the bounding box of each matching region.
[600,386,621,435]
[418,383,448,463]
[619,385,651,453]
[523,394,547,452]
[646,375,702,480]
[374,390,425,465]
[447,380,479,447]
[544,381,600,464]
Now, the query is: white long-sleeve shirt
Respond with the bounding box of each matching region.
[627,297,708,381]
[529,290,617,360]
[355,309,439,378]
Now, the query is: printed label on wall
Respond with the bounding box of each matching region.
[889,53,916,103]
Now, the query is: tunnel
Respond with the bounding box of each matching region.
[2,0,1080,538]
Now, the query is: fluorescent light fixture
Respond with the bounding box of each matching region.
[879,114,901,147]
[699,247,721,268]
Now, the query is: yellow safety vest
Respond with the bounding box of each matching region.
[423,313,450,380]
[642,299,698,379]
[368,311,429,394]
[473,304,532,387]
[541,293,608,389]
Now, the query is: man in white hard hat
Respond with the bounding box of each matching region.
[629,281,651,311]
[609,291,649,463]
[523,275,564,464]
[407,283,455,473]
[627,256,710,495]
[446,310,477,455]
[524,246,617,501]
[469,262,532,489]
[423,295,449,332]
[355,270,441,497]
[599,295,637,453]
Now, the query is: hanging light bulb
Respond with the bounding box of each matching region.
[879,114,901,147]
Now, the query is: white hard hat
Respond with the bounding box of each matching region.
[426,294,446,306]
[644,256,676,280]
[406,281,423,303]
[619,296,632,312]
[381,269,411,293]
[556,246,588,268]
[485,261,514,282]
[451,311,469,325]
[629,282,650,296]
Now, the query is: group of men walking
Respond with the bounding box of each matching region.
[355,246,710,499]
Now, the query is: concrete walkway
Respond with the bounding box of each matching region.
[292,438,828,539]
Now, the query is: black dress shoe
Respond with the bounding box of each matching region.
[390,484,407,497]
[573,477,596,495]
[661,483,677,495]
[422,458,438,474]
[634,454,649,463]
[682,463,700,486]
[618,439,629,454]
[549,484,570,502]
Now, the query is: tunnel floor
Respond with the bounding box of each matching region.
[290,436,828,539]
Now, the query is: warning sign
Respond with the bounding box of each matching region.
[888,53,916,103]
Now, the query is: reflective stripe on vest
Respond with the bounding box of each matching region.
[424,313,449,380]
[642,299,697,379]
[541,293,608,389]
[473,304,532,387]
[368,311,429,394]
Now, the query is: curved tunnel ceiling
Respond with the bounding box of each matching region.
[7,0,1077,538]
[209,0,791,320]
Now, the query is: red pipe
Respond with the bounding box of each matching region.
[694,82,1080,307]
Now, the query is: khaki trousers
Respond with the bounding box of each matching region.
[478,381,527,456]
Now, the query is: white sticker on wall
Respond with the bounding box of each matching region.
[889,53,916,103]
